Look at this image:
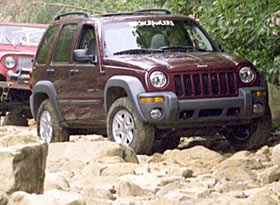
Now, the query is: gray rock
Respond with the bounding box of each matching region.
[0,135,48,194]
[44,172,70,191]
[81,186,114,200]
[272,144,280,166]
[48,141,138,164]
[258,165,280,184]
[99,163,139,177]
[247,189,279,205]
[162,146,224,174]
[116,180,148,197]
[214,181,250,193]
[119,174,184,194]
[0,191,9,205]
[11,190,86,205]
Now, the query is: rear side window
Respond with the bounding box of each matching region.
[36,26,58,64]
[53,24,78,63]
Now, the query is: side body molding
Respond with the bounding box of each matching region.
[104,76,147,122]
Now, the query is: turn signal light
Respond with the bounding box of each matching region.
[252,91,266,97]
[139,96,165,103]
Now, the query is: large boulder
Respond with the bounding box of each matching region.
[47,141,138,164]
[212,152,264,186]
[11,190,85,205]
[0,135,48,194]
[162,146,224,174]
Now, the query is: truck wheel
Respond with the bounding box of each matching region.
[222,106,271,150]
[2,112,28,126]
[107,97,155,154]
[37,99,69,143]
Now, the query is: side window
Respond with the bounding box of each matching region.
[53,24,78,63]
[36,26,58,64]
[78,26,97,56]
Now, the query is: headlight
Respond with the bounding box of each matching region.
[239,67,255,83]
[4,56,16,69]
[150,71,167,88]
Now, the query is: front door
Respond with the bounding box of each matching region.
[52,23,105,127]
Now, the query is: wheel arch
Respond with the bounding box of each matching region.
[31,80,66,127]
[104,76,147,121]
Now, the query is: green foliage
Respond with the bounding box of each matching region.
[191,0,280,82]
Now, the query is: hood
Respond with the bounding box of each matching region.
[105,52,248,72]
[0,44,36,58]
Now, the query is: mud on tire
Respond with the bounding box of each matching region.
[107,97,155,154]
[37,99,69,143]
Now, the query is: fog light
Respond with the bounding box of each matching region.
[150,109,162,119]
[253,103,263,114]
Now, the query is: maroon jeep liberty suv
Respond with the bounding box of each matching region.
[30,9,271,154]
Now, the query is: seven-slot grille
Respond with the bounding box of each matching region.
[174,71,238,99]
[16,56,33,71]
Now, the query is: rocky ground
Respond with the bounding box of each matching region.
[1,125,280,205]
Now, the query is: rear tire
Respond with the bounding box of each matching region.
[107,97,155,154]
[2,112,28,126]
[37,99,69,143]
[222,106,272,150]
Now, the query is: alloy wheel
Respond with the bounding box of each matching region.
[39,110,53,143]
[112,110,135,145]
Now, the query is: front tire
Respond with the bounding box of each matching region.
[222,106,272,150]
[37,99,69,143]
[107,97,155,154]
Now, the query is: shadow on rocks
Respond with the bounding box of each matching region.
[152,129,280,155]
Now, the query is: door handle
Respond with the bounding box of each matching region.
[46,69,55,75]
[69,69,80,76]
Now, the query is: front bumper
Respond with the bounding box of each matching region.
[138,87,266,127]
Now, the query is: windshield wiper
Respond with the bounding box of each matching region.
[0,31,16,48]
[159,46,209,52]
[113,48,162,55]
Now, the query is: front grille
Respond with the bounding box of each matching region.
[174,71,237,99]
[16,57,33,71]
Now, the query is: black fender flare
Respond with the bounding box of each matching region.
[104,76,147,122]
[30,80,67,126]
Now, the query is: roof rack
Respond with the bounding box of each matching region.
[54,12,91,21]
[134,8,172,15]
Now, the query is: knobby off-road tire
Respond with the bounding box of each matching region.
[223,106,272,151]
[37,99,69,143]
[2,112,28,126]
[107,97,155,154]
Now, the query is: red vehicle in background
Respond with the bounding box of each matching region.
[0,23,46,125]
[0,23,46,82]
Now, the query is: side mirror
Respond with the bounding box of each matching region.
[73,49,98,64]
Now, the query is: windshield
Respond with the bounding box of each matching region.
[103,19,215,57]
[0,25,46,47]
